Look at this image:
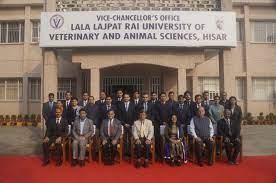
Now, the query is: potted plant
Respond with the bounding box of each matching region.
[257,112,264,125]
[11,115,17,126]
[30,114,37,126]
[0,115,4,126]
[4,115,10,126]
[17,114,23,126]
[245,112,254,125]
[36,114,42,128]
[23,114,30,126]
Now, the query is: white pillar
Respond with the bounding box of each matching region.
[90,68,100,100]
[192,75,199,98]
[177,67,186,95]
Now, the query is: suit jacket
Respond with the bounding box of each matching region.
[175,102,190,126]
[45,117,68,140]
[217,118,240,139]
[112,97,123,107]
[78,100,88,107]
[117,101,136,126]
[95,99,106,106]
[42,101,56,121]
[201,100,213,117]
[137,102,155,122]
[156,101,173,125]
[84,103,98,127]
[99,104,117,123]
[190,102,204,117]
[72,118,94,140]
[63,100,72,111]
[219,99,230,109]
[229,105,242,132]
[100,118,122,141]
[132,119,154,140]
[184,100,193,122]
[66,106,82,125]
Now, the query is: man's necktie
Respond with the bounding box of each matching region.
[125,103,128,111]
[141,121,145,138]
[144,103,147,111]
[49,102,53,110]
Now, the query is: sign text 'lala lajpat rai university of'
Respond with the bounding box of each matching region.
[40,11,237,48]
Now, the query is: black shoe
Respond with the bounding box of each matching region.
[143,159,149,168]
[71,159,77,167]
[79,160,85,167]
[198,161,204,167]
[135,159,141,169]
[232,160,239,165]
[42,160,50,167]
[56,160,62,167]
[176,160,182,166]
[208,161,213,166]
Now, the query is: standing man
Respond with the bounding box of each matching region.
[132,110,154,168]
[218,109,241,165]
[63,91,72,111]
[100,109,122,165]
[42,93,56,128]
[71,109,94,167]
[202,91,212,117]
[138,93,155,122]
[190,94,203,117]
[209,95,224,135]
[100,96,117,124]
[95,91,107,106]
[189,107,215,167]
[117,93,136,157]
[112,89,124,106]
[184,91,193,125]
[42,108,68,166]
[78,92,89,107]
[84,96,99,129]
[219,91,230,109]
[176,95,190,135]
[150,92,159,104]
[67,97,82,126]
[132,90,142,120]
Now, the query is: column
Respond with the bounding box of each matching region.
[192,75,199,98]
[90,68,100,100]
[22,77,29,115]
[219,49,235,97]
[42,49,58,102]
[177,67,187,95]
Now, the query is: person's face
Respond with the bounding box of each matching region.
[142,94,149,102]
[49,95,54,102]
[203,93,209,100]
[65,93,71,100]
[224,110,231,119]
[117,91,123,98]
[160,94,166,102]
[56,101,62,108]
[133,92,140,99]
[72,99,78,106]
[88,97,94,104]
[151,93,157,100]
[195,96,202,104]
[107,111,115,119]
[221,92,227,100]
[100,92,106,100]
[139,112,146,121]
[169,93,174,100]
[171,115,177,123]
[198,107,205,117]
[123,95,130,102]
[79,111,86,119]
[214,97,220,104]
[178,97,185,103]
[55,109,62,118]
[185,93,191,101]
[83,93,89,100]
[106,97,112,105]
[230,98,236,105]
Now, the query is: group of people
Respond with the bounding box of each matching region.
[42,89,242,168]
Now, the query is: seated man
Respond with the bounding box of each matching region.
[72,109,94,167]
[189,106,215,167]
[132,110,154,168]
[42,108,68,166]
[217,109,241,165]
[100,109,122,165]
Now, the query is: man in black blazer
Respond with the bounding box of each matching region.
[150,92,159,104]
[112,89,124,106]
[137,93,155,122]
[184,91,193,122]
[99,96,117,127]
[42,93,56,128]
[100,109,122,165]
[217,109,241,165]
[202,91,213,117]
[190,94,203,117]
[42,108,68,166]
[84,96,99,128]
[63,91,72,111]
[78,92,89,107]
[167,91,177,114]
[176,95,190,135]
[95,91,107,106]
[117,93,136,156]
[219,91,230,109]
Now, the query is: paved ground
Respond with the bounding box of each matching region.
[0,125,275,156]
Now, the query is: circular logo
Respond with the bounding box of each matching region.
[50,14,64,29]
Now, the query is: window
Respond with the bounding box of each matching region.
[236,78,245,100]
[29,78,41,100]
[31,21,40,43]
[0,22,24,43]
[236,21,244,41]
[199,77,220,100]
[252,22,276,43]
[253,78,276,100]
[58,78,76,100]
[0,79,23,101]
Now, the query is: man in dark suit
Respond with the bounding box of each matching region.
[112,89,124,106]
[132,90,142,107]
[228,96,242,135]
[78,92,89,107]
[95,91,107,106]
[42,108,68,166]
[137,93,155,122]
[218,109,241,165]
[42,93,56,128]
[184,91,193,123]
[84,96,99,128]
[176,95,190,135]
[117,93,136,157]
[219,91,230,109]
[63,91,72,111]
[167,91,177,114]
[100,109,122,165]
[99,96,117,125]
[150,92,159,104]
[190,94,203,117]
[156,92,174,125]
[202,91,213,117]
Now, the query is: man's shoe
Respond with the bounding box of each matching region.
[79,160,85,167]
[56,160,62,167]
[176,160,182,166]
[135,159,141,169]
[42,160,50,167]
[198,161,204,167]
[208,161,213,166]
[232,161,239,165]
[71,159,77,167]
[143,159,149,168]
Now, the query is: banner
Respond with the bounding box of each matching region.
[40,11,236,48]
